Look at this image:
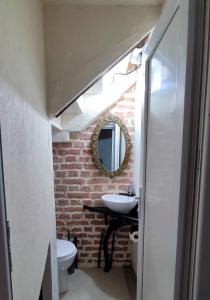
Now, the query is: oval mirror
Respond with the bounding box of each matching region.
[92,115,132,177]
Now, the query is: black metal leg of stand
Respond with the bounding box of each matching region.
[109,231,116,270]
[74,235,78,269]
[103,219,121,272]
[98,229,104,268]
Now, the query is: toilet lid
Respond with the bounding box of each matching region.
[57,239,77,260]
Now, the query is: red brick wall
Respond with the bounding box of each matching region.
[53,88,135,267]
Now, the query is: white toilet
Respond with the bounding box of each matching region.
[57,239,77,293]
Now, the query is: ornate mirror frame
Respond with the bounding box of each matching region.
[92,115,132,177]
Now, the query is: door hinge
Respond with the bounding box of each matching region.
[6,220,13,272]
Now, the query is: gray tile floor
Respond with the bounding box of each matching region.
[60,267,136,300]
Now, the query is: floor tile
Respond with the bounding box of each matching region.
[60,267,132,300]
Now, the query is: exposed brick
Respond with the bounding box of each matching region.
[67,171,79,177]
[96,214,104,219]
[56,199,69,206]
[56,220,66,226]
[87,234,100,238]
[60,163,83,170]
[80,185,90,192]
[67,192,89,199]
[92,170,102,177]
[59,142,72,148]
[53,94,136,268]
[84,227,93,232]
[81,240,92,245]
[55,185,67,192]
[85,247,99,251]
[92,252,99,257]
[83,200,93,206]
[84,163,97,170]
[55,206,65,213]
[55,171,67,178]
[87,178,109,184]
[90,220,105,225]
[70,199,82,205]
[68,186,80,192]
[67,220,88,225]
[77,233,88,238]
[67,149,81,155]
[71,141,85,148]
[80,253,89,257]
[58,214,70,220]
[90,192,102,199]
[56,149,73,156]
[55,192,66,199]
[53,164,59,171]
[85,214,95,219]
[93,200,104,206]
[72,214,82,220]
[115,253,125,258]
[62,178,84,185]
[65,206,83,212]
[80,171,91,177]
[95,227,103,232]
[82,149,92,155]
[118,240,128,245]
[71,228,82,233]
[53,156,65,163]
[65,156,77,162]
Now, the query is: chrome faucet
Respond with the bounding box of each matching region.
[128,185,135,196]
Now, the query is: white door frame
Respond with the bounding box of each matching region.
[137,0,185,298]
[176,1,210,299]
[0,127,13,300]
[192,40,210,299]
[137,0,208,299]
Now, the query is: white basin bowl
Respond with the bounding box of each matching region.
[101,194,138,214]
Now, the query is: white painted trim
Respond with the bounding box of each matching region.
[144,0,179,60]
[136,0,190,299]
[0,128,13,300]
[186,2,210,299]
[192,51,210,300]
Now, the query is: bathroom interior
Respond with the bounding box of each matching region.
[51,40,146,300]
[1,0,205,299]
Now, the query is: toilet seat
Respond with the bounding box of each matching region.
[57,239,77,293]
[57,239,77,261]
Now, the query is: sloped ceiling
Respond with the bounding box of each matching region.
[44,4,161,117]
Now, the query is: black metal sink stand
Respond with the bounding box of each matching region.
[83,205,138,272]
[103,218,128,272]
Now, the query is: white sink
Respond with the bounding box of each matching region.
[101,194,138,214]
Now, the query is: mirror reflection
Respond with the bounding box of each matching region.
[98,122,126,172]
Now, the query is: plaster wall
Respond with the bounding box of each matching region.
[0,1,58,299]
[44,4,161,116]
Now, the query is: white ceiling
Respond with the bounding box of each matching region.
[43,0,164,5]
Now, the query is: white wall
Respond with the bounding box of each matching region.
[44,4,161,116]
[0,1,58,300]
